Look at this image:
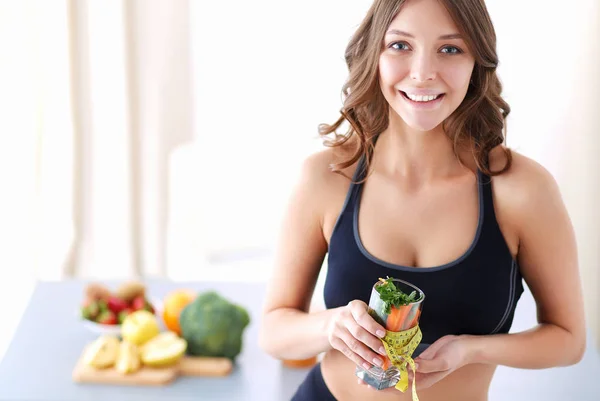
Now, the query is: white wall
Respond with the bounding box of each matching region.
[166,0,375,276]
[552,0,600,347]
[487,0,600,346]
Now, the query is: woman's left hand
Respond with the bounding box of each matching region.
[358,334,476,392]
[410,334,475,389]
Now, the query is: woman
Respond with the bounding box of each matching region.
[258,0,586,400]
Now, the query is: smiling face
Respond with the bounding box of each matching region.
[378,0,476,132]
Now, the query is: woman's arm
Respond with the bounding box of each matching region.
[259,150,389,367]
[467,158,586,367]
[258,151,335,360]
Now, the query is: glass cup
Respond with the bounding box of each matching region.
[355,278,425,390]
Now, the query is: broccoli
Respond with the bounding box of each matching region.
[179,291,250,360]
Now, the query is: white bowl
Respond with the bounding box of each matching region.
[79,297,163,335]
[81,318,124,335]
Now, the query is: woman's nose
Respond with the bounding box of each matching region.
[410,52,437,82]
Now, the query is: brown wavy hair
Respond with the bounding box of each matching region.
[319,0,512,180]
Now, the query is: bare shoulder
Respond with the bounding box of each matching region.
[296,144,360,241]
[297,148,341,191]
[489,146,563,208]
[300,143,359,184]
[488,145,568,253]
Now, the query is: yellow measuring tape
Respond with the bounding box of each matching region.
[380,324,422,401]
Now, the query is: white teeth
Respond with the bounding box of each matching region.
[405,93,441,102]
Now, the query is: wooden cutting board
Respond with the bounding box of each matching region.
[72,345,234,386]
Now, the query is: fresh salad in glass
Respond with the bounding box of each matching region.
[355,277,425,390]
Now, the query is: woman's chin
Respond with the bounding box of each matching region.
[403,119,443,133]
[392,108,445,133]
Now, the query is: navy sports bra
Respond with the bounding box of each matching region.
[323,151,524,353]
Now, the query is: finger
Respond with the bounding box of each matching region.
[340,329,386,370]
[416,335,456,360]
[332,329,376,371]
[346,319,388,358]
[416,357,450,374]
[349,301,387,339]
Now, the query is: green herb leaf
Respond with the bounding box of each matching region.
[375,277,421,315]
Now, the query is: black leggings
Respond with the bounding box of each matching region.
[291,363,338,401]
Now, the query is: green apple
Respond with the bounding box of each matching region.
[121,310,160,346]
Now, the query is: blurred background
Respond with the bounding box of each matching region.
[0,0,598,362]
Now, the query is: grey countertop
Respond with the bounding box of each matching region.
[1,279,599,401]
[0,280,309,401]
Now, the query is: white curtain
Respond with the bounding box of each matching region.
[65,0,195,280]
[0,0,194,283]
[0,0,76,357]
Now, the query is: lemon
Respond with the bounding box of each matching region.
[140,331,187,367]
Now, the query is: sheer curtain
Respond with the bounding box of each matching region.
[0,0,195,297]
[67,0,195,280]
[0,0,75,358]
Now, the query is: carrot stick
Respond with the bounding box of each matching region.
[386,305,411,331]
[381,355,392,370]
[400,307,420,330]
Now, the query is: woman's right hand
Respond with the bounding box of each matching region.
[326,300,390,370]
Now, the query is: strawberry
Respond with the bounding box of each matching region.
[96,310,118,325]
[131,295,155,314]
[107,296,129,314]
[131,295,146,311]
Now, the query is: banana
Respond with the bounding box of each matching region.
[115,340,141,374]
[83,335,120,369]
[140,331,187,367]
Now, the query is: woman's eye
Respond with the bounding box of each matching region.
[440,46,462,54]
[390,42,410,51]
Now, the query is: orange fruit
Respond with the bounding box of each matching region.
[162,290,196,335]
[282,356,318,368]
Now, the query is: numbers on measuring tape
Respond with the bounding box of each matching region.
[381,325,422,401]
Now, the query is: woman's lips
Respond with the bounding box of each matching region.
[399,91,445,109]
